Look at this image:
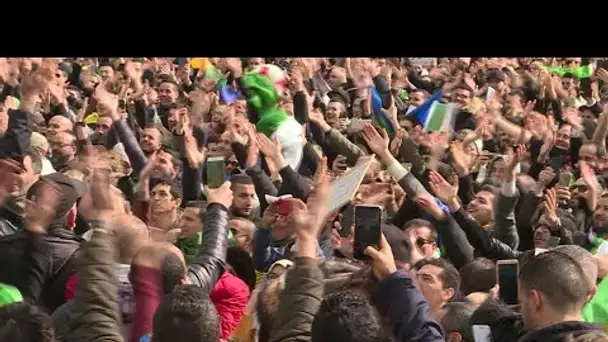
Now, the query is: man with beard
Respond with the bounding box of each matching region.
[48,132,77,172]
[0,151,42,236]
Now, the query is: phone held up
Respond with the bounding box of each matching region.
[497,259,519,306]
[206,156,225,189]
[353,204,382,260]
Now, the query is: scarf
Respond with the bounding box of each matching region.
[175,232,203,265]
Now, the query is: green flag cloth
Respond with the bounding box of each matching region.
[583,276,608,328]
[543,64,594,79]
[0,282,23,306]
[241,70,289,137]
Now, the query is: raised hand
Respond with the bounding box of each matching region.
[428,170,459,205]
[361,123,389,157]
[25,178,60,233]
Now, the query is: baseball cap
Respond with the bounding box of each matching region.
[0,283,23,306]
[27,172,87,220]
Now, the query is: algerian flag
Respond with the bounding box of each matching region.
[583,276,608,326]
[409,89,456,132]
[543,64,594,79]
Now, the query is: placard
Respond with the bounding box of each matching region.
[325,156,374,216]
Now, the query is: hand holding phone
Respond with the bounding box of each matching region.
[206,156,225,189]
[353,204,382,260]
[497,259,519,306]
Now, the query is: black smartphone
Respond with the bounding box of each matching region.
[339,204,354,238]
[206,156,225,189]
[599,59,608,71]
[497,259,519,305]
[353,204,382,260]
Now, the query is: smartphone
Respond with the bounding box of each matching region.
[206,156,225,189]
[353,204,382,260]
[472,325,493,342]
[349,119,372,132]
[548,236,561,248]
[275,199,295,216]
[558,172,572,187]
[497,259,519,306]
[339,204,355,238]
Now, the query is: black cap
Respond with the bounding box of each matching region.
[486,69,506,82]
[27,173,86,220]
[327,87,351,107]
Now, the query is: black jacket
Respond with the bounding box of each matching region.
[0,227,82,311]
[519,321,604,342]
[186,202,229,293]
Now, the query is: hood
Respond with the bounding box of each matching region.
[519,321,603,342]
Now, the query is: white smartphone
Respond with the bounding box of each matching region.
[349,119,372,132]
[472,324,493,342]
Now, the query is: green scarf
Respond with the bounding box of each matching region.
[175,232,203,265]
[241,70,289,137]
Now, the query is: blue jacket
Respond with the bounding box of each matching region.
[371,270,445,342]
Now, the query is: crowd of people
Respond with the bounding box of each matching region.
[0,56,607,342]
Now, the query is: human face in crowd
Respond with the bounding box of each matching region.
[55,70,68,87]
[11,154,39,197]
[95,116,113,136]
[416,265,455,313]
[554,124,572,150]
[561,76,575,91]
[50,132,76,164]
[578,143,598,170]
[158,82,178,105]
[139,127,162,154]
[466,190,495,227]
[230,218,254,253]
[152,150,176,178]
[533,225,551,249]
[593,197,608,232]
[98,66,114,82]
[405,226,437,258]
[178,207,202,238]
[231,183,255,218]
[325,101,343,125]
[248,58,264,70]
[151,183,180,214]
[451,88,472,108]
[47,115,73,137]
[328,67,346,89]
[409,90,426,107]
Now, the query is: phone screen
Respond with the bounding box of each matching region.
[339,204,355,238]
[353,205,382,260]
[497,261,519,305]
[206,156,225,189]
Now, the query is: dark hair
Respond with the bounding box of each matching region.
[440,302,475,342]
[231,174,254,187]
[479,184,500,196]
[403,219,438,242]
[410,88,429,97]
[582,140,607,159]
[185,200,208,215]
[227,246,256,292]
[150,176,182,199]
[311,290,387,342]
[469,297,524,341]
[414,258,461,299]
[161,253,187,294]
[459,258,497,295]
[519,250,590,314]
[153,284,220,342]
[0,302,55,342]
